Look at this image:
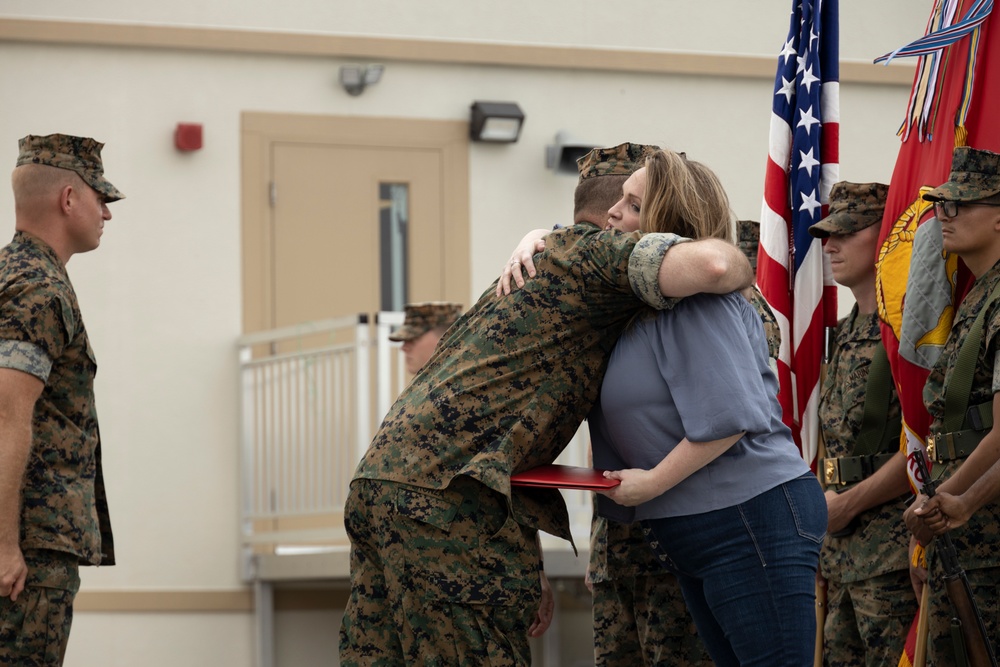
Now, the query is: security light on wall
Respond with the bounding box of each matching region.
[469,101,525,143]
[339,64,384,96]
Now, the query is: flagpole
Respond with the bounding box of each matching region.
[914,584,931,667]
[814,579,826,667]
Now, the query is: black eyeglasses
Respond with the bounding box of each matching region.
[933,200,1000,218]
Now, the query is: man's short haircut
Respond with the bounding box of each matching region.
[574,174,628,222]
[11,163,81,212]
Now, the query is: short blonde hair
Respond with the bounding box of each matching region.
[639,150,733,242]
[11,163,81,213]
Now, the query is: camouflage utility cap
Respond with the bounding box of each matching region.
[389,302,463,342]
[577,142,660,182]
[16,134,125,202]
[923,146,1000,203]
[809,181,888,238]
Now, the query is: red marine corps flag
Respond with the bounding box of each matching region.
[874,0,1000,496]
[758,0,840,468]
[871,2,1000,665]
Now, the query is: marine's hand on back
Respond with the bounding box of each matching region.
[496,229,549,296]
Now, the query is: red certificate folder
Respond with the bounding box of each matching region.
[510,464,621,490]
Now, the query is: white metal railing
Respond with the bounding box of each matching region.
[373,311,408,425]
[237,316,369,556]
[237,311,593,577]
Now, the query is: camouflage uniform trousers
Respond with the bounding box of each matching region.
[592,571,711,667]
[0,550,80,667]
[922,564,1000,667]
[822,568,916,667]
[339,477,541,666]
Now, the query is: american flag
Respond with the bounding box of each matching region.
[758,0,840,467]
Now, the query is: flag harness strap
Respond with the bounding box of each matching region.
[929,279,1000,464]
[854,343,901,456]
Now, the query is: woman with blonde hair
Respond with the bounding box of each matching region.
[636,150,733,241]
[502,148,826,666]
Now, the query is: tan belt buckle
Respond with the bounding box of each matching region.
[823,458,840,486]
[926,434,937,464]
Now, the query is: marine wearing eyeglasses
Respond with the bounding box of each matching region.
[904,145,1000,667]
[932,199,1000,220]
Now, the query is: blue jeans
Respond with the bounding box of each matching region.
[642,473,826,667]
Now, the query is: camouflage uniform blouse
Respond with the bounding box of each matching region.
[819,305,905,583]
[923,259,1000,571]
[354,224,686,543]
[0,231,114,566]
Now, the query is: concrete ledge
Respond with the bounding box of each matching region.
[250,544,588,582]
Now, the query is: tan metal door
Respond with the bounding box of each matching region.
[241,112,470,337]
[271,143,442,329]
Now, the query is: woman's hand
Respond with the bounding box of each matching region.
[496,230,548,296]
[599,468,663,507]
[599,435,742,508]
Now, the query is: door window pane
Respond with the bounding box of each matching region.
[379,183,409,311]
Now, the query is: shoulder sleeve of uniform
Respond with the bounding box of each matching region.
[0,340,52,380]
[0,279,77,369]
[627,233,691,310]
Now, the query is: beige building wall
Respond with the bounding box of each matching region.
[0,0,924,57]
[0,2,932,665]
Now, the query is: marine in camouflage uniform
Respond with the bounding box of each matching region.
[339,143,754,666]
[590,516,709,667]
[810,182,916,667]
[817,305,915,667]
[388,302,463,344]
[388,301,464,375]
[0,135,119,665]
[908,147,1000,666]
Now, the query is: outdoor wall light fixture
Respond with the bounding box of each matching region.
[469,101,525,143]
[339,64,384,96]
[546,131,598,174]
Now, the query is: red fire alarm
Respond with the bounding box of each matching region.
[174,123,203,152]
